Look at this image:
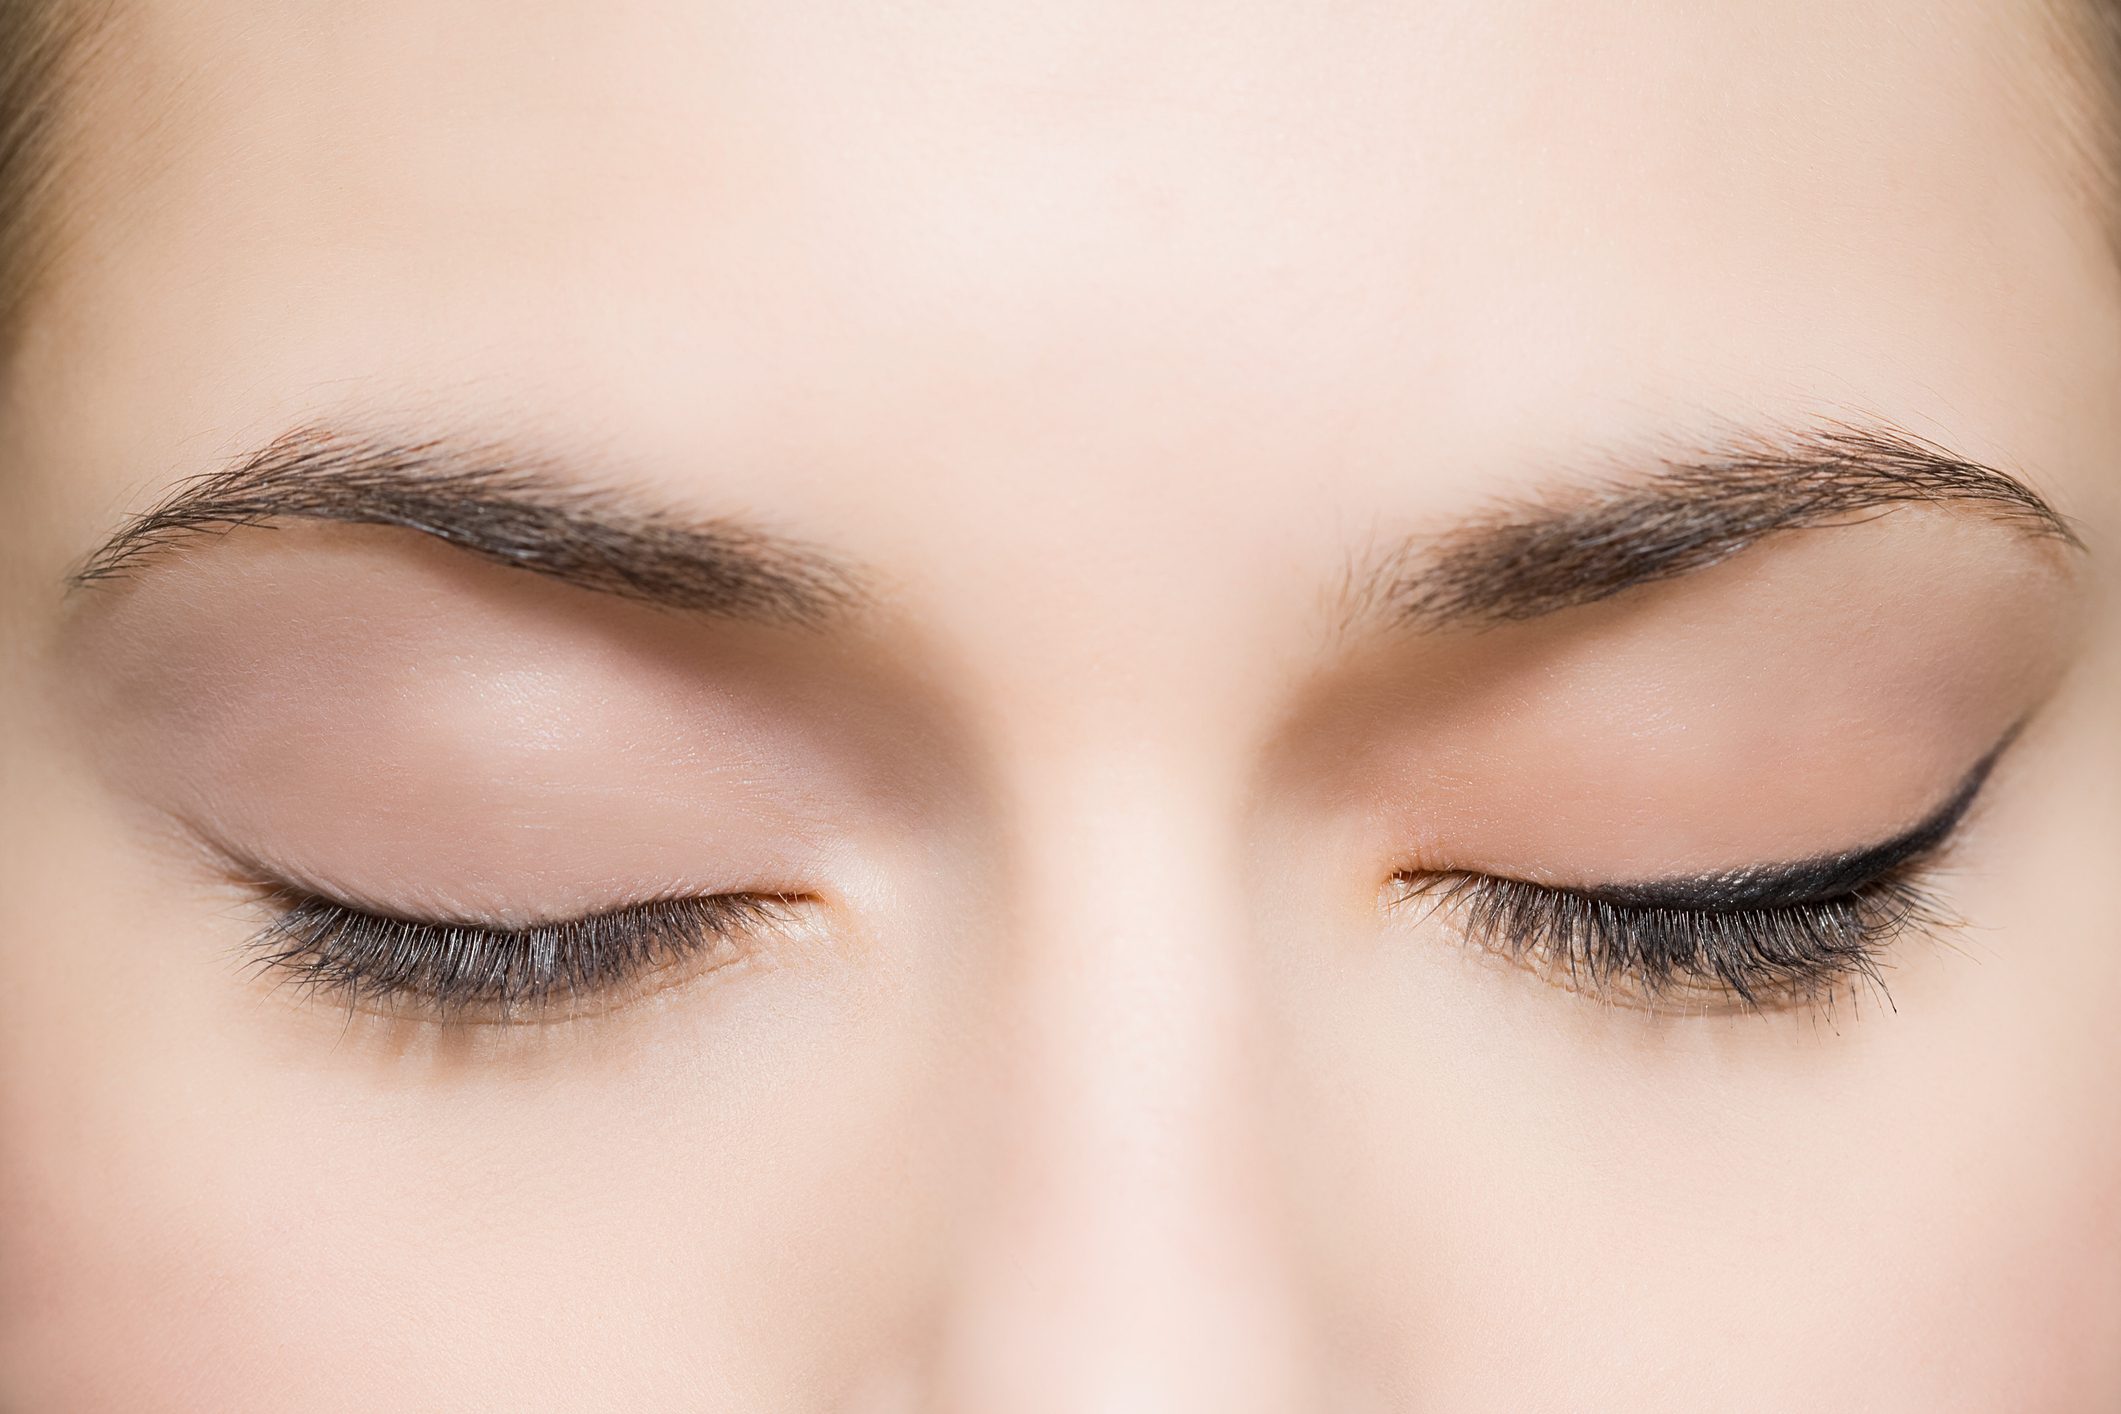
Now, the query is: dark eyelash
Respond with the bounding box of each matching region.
[1393,867,1946,1011]
[244,890,797,1020]
[1394,740,2008,1013]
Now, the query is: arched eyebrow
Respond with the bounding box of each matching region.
[1342,423,2082,634]
[69,425,870,628]
[73,420,2082,638]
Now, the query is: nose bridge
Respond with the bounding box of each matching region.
[928,750,1323,1412]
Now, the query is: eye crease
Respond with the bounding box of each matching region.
[1391,734,2012,1013]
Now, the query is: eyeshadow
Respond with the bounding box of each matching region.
[1575,733,2008,913]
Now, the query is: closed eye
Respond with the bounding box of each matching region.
[1391,734,2009,1014]
[242,888,807,1022]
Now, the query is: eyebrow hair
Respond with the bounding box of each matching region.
[1349,423,2081,633]
[70,426,868,627]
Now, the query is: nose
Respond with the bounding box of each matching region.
[922,754,1332,1413]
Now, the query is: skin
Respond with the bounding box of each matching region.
[2,0,2119,1408]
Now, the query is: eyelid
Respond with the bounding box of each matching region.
[1393,726,2019,1013]
[242,886,805,1022]
[1513,726,2012,912]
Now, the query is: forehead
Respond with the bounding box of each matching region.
[21,0,2120,548]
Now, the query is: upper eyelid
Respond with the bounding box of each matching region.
[250,881,807,934]
[259,724,2012,934]
[254,882,679,934]
[1428,726,2014,914]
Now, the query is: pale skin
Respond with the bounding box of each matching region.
[2,0,2119,1409]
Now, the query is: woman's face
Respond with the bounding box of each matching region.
[3,0,2118,1408]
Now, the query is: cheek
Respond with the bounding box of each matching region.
[0,791,971,1409]
[1263,910,2121,1407]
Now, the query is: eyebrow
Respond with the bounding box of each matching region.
[1346,423,2082,633]
[70,426,868,627]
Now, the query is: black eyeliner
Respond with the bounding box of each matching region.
[1574,734,2009,914]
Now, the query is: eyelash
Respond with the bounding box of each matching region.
[244,889,799,1020]
[237,758,1981,1023]
[1391,864,1949,1013]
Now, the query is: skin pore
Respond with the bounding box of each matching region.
[2,0,2119,1409]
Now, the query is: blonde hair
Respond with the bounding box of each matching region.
[0,0,106,356]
